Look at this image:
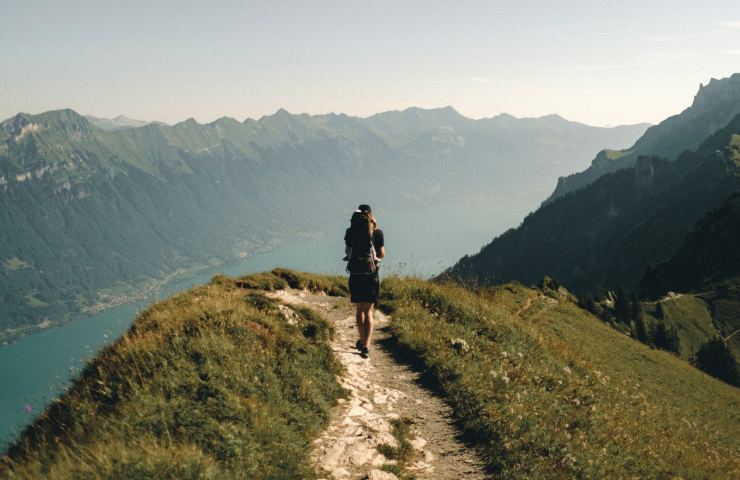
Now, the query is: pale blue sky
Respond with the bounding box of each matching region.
[1,0,739,126]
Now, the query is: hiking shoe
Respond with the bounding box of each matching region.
[355,339,364,351]
[360,346,369,359]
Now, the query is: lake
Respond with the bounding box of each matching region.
[0,202,525,449]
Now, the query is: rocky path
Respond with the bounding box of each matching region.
[267,289,489,480]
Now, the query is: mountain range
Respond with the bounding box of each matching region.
[0,108,647,340]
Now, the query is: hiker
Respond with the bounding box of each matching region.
[344,204,385,358]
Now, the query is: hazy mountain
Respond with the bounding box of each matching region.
[549,73,740,201]
[444,113,740,293]
[84,114,160,131]
[0,107,647,339]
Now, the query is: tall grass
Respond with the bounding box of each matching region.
[232,268,348,296]
[380,276,740,479]
[1,274,345,479]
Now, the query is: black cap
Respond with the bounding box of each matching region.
[358,204,372,213]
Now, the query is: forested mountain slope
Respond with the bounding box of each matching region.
[445,113,740,293]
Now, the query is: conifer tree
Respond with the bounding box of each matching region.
[634,315,649,343]
[653,322,680,354]
[655,301,665,320]
[629,292,641,322]
[578,293,596,314]
[693,338,739,386]
[614,287,630,323]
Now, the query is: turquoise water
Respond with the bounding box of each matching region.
[0,203,524,449]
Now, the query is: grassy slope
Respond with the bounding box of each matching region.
[641,295,732,360]
[3,270,738,479]
[0,270,347,479]
[380,277,740,479]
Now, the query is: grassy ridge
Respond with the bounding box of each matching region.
[1,271,346,479]
[380,277,740,479]
[3,270,738,478]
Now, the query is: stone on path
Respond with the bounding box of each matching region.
[367,469,399,480]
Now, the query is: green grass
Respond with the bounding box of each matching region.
[603,149,625,160]
[378,418,414,467]
[232,268,348,297]
[24,294,48,309]
[377,418,417,478]
[380,276,740,479]
[640,280,740,363]
[729,133,740,165]
[700,279,740,360]
[3,257,28,271]
[1,275,345,479]
[642,295,717,359]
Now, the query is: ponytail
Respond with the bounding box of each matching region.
[350,211,374,244]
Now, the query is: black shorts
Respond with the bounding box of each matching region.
[349,273,380,303]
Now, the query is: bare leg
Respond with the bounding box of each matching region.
[364,304,375,345]
[355,304,366,345]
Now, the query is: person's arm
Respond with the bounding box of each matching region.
[374,229,386,259]
[344,229,351,257]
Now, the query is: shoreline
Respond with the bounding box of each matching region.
[0,230,326,347]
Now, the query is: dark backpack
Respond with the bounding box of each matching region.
[345,240,378,275]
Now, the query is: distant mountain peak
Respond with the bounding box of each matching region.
[490,112,517,120]
[541,113,567,121]
[692,74,740,111]
[31,109,91,130]
[410,105,465,119]
[273,108,293,117]
[210,116,241,126]
[85,114,153,131]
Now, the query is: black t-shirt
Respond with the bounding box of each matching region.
[345,228,384,258]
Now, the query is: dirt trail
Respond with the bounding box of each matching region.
[516,293,559,321]
[267,289,489,480]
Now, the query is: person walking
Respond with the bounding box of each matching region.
[344,204,385,358]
